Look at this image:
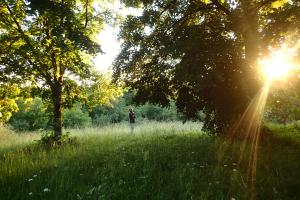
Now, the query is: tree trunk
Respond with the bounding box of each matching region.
[227,6,263,134]
[52,83,63,139]
[242,8,261,99]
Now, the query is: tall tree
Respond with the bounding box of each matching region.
[114,0,300,133]
[0,0,107,138]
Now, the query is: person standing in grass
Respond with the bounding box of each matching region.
[128,108,136,133]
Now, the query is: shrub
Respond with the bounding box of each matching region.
[63,104,92,128]
[138,103,180,121]
[90,98,128,125]
[9,98,49,131]
[92,115,111,127]
[38,131,77,149]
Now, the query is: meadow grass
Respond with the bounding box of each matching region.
[0,121,300,200]
[0,127,40,151]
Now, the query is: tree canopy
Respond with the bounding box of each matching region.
[114,0,300,133]
[0,0,119,137]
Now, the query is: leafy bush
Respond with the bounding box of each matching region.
[9,98,49,131]
[138,103,180,121]
[63,104,92,128]
[9,119,31,131]
[38,131,77,149]
[265,89,300,124]
[92,115,111,126]
[90,97,128,126]
[0,84,20,124]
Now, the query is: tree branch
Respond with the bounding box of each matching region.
[23,55,54,88]
[84,0,89,28]
[211,0,231,15]
[158,0,178,19]
[4,0,53,87]
[164,3,214,34]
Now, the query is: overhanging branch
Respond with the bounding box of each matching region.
[4,0,53,87]
[158,0,178,19]
[84,0,89,28]
[211,0,231,15]
[164,3,214,34]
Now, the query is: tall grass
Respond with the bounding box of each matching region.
[265,121,300,141]
[0,126,40,151]
[1,121,300,199]
[69,121,202,136]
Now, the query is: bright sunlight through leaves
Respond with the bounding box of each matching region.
[259,42,300,81]
[260,56,291,80]
[259,46,294,80]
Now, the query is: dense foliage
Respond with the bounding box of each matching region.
[114,0,300,133]
[265,88,300,124]
[0,84,20,124]
[63,104,92,128]
[9,98,49,131]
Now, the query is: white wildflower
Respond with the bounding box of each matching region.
[28,179,33,182]
[33,175,38,178]
[28,192,33,195]
[43,188,50,192]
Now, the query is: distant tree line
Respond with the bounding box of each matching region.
[8,92,190,131]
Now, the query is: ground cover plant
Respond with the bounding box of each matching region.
[1,121,300,200]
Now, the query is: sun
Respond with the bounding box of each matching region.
[259,46,294,80]
[260,57,291,80]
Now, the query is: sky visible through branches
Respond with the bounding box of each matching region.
[93,1,141,72]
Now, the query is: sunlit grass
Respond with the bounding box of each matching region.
[1,121,300,199]
[0,127,40,151]
[69,120,202,136]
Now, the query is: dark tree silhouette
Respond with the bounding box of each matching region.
[114,0,300,133]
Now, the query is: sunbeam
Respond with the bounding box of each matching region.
[216,38,300,199]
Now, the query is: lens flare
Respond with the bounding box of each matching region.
[260,57,291,80]
[259,45,296,80]
[216,40,300,198]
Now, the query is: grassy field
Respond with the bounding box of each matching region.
[1,121,300,200]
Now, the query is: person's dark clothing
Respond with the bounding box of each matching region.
[129,111,136,123]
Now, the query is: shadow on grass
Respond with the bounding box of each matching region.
[1,128,300,200]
